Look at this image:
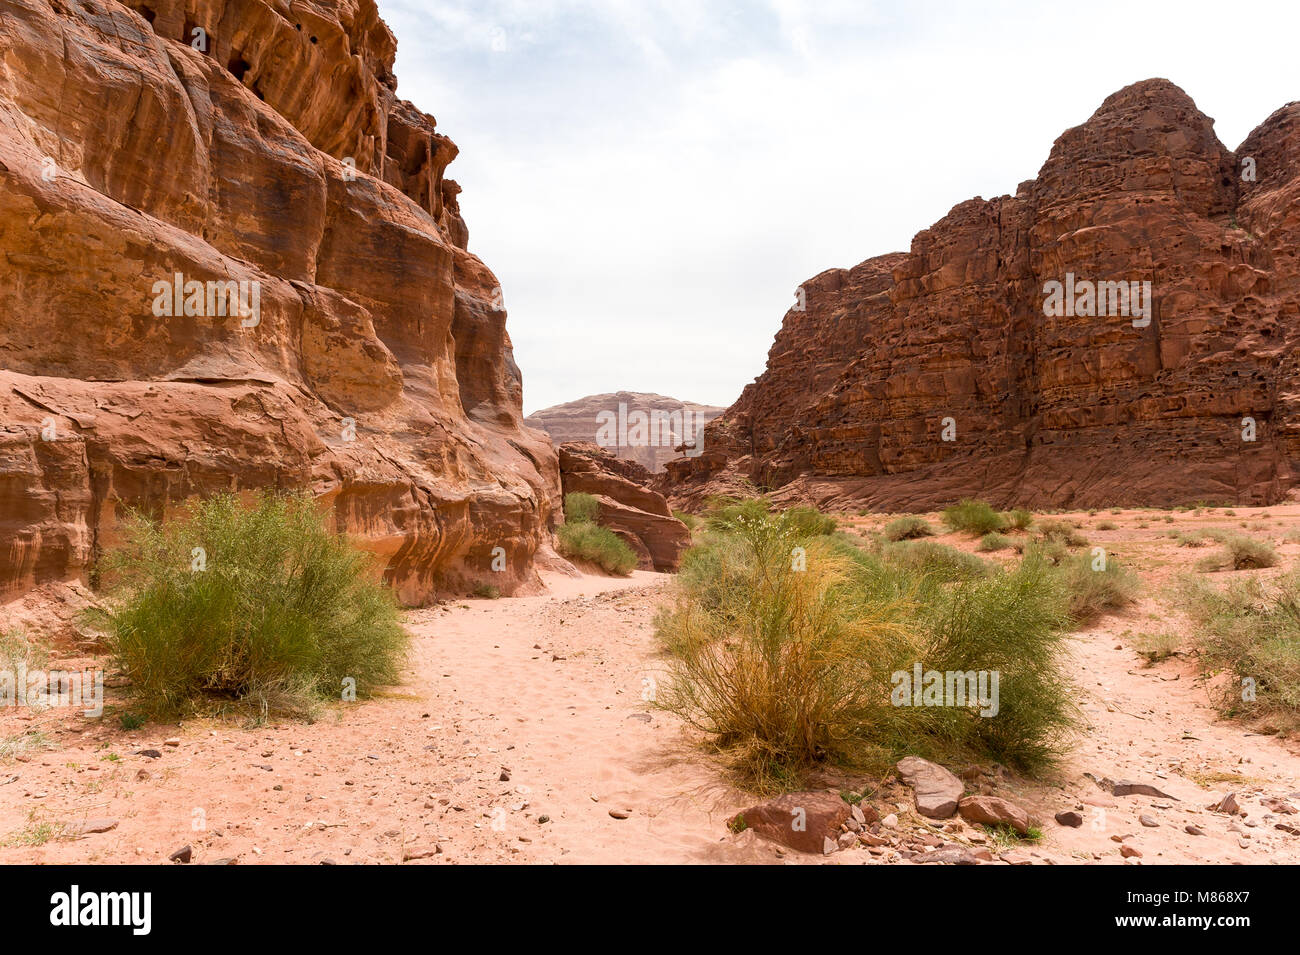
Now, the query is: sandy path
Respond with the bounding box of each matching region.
[0,572,762,865]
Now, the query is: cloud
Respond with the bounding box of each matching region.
[376,0,1300,414]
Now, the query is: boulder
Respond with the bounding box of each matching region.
[958,795,1032,836]
[729,791,851,855]
[896,756,965,819]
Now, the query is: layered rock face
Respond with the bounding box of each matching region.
[526,392,724,474]
[558,443,690,572]
[0,0,560,603]
[666,80,1300,510]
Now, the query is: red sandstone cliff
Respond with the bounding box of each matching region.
[665,80,1300,511]
[0,0,560,602]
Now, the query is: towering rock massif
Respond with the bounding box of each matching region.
[526,392,724,474]
[666,80,1300,511]
[0,0,560,603]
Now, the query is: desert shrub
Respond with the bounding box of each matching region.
[1037,518,1088,547]
[783,505,838,538]
[1179,572,1300,731]
[1022,538,1069,566]
[92,492,408,720]
[1195,533,1278,572]
[656,516,908,788]
[556,522,638,575]
[1176,531,1208,547]
[1005,509,1034,531]
[657,515,1075,787]
[976,532,1014,552]
[881,540,992,582]
[1096,521,1118,531]
[564,492,601,525]
[472,584,501,599]
[672,509,699,531]
[883,516,936,541]
[1059,551,1140,624]
[942,499,1007,536]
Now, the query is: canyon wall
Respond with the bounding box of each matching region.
[665,80,1300,511]
[0,0,560,603]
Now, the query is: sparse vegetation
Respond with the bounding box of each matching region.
[883,516,936,541]
[976,532,1014,552]
[1194,533,1278,572]
[881,539,992,582]
[557,521,638,575]
[1036,518,1088,548]
[672,509,699,531]
[1180,571,1300,731]
[90,492,409,721]
[1005,509,1034,531]
[942,499,1007,536]
[558,492,639,575]
[1058,552,1140,624]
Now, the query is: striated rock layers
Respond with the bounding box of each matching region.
[526,392,724,474]
[558,442,690,572]
[665,80,1300,511]
[0,0,560,603]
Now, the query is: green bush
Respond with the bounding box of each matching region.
[1005,509,1034,531]
[1195,533,1278,572]
[1059,551,1140,624]
[656,511,1075,789]
[92,492,408,720]
[782,505,838,538]
[942,499,1007,536]
[556,521,638,575]
[977,532,1014,552]
[883,516,936,541]
[881,540,992,582]
[564,492,601,525]
[1037,518,1088,548]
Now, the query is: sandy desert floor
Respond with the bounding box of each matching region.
[4,504,1300,864]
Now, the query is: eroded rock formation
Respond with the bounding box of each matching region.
[558,442,690,572]
[0,0,559,603]
[666,80,1300,511]
[526,392,723,474]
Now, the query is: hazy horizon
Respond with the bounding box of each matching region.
[376,0,1300,416]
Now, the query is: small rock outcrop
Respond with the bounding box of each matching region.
[558,443,690,571]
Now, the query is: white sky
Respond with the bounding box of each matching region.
[375,0,1300,415]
